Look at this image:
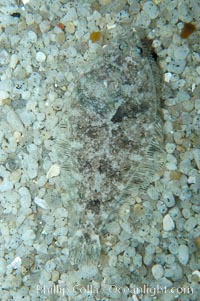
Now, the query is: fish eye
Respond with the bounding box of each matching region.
[136,46,143,55]
[119,41,128,52]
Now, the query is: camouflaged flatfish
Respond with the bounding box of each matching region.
[57,28,164,265]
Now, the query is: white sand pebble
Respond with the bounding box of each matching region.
[165,143,176,154]
[34,197,49,209]
[163,214,175,231]
[14,131,22,143]
[36,51,46,62]
[193,149,200,169]
[18,186,31,208]
[0,179,13,192]
[174,46,189,60]
[6,109,24,133]
[143,1,159,19]
[22,229,36,245]
[47,164,60,179]
[178,245,189,265]
[192,270,200,282]
[27,160,38,179]
[152,264,164,279]
[9,54,18,69]
[65,21,75,34]
[164,72,172,83]
[11,257,22,270]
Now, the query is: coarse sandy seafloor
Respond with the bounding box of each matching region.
[0,0,200,300]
